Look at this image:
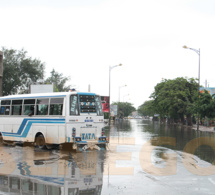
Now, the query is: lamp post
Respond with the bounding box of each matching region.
[109,64,122,121]
[118,85,127,102]
[183,45,200,130]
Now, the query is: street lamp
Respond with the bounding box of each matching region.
[118,84,127,102]
[183,45,200,130]
[109,64,122,120]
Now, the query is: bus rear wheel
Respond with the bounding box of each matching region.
[35,134,47,149]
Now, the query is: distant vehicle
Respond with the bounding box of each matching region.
[134,116,142,119]
[0,92,108,151]
[127,116,134,119]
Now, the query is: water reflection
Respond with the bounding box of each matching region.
[109,119,215,166]
[0,147,104,195]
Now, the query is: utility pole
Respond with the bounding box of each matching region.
[183,45,200,130]
[88,84,91,92]
[0,51,3,96]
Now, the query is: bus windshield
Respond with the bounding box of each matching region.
[70,94,103,116]
[79,95,96,114]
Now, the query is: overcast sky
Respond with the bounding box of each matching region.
[1,0,215,108]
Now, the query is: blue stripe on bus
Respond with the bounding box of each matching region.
[2,118,65,138]
[17,162,65,184]
[77,92,96,95]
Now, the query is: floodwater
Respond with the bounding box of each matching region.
[1,119,215,194]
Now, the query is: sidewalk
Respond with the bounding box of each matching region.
[192,124,215,132]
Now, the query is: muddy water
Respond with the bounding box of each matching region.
[0,119,215,194]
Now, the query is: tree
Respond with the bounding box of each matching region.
[194,90,215,120]
[2,47,45,95]
[45,69,71,92]
[138,100,155,116]
[112,102,136,118]
[150,77,199,125]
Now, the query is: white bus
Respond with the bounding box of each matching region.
[0,92,107,151]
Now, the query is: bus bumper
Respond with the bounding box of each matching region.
[72,139,107,151]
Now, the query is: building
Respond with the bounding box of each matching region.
[199,87,215,96]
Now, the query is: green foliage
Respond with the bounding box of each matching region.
[149,77,199,124]
[194,90,215,119]
[104,112,109,119]
[112,102,136,118]
[45,69,71,92]
[2,47,45,95]
[138,100,155,116]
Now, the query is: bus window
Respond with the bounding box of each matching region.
[68,188,79,194]
[0,175,9,188]
[22,179,33,194]
[34,183,46,195]
[95,96,103,116]
[36,99,49,115]
[49,98,63,115]
[12,100,23,115]
[47,186,61,195]
[70,95,79,115]
[0,100,11,115]
[9,177,20,192]
[23,99,35,116]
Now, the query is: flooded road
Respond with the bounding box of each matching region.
[1,119,215,194]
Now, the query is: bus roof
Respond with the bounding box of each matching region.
[0,92,97,100]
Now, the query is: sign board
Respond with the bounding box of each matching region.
[30,84,53,94]
[110,105,117,116]
[101,96,109,113]
[199,87,215,95]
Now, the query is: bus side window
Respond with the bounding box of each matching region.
[70,95,79,115]
[23,99,35,116]
[49,98,64,115]
[0,100,11,115]
[0,106,10,115]
[12,100,23,115]
[36,99,49,115]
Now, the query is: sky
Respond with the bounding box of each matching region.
[1,0,215,108]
